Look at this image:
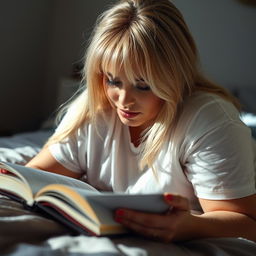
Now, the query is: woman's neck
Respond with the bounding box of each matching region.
[129,126,143,147]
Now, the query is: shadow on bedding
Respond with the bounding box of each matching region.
[0,196,69,253]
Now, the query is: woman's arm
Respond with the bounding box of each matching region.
[191,195,256,241]
[26,147,82,179]
[114,193,256,242]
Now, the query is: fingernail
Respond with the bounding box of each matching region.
[164,194,173,201]
[116,209,125,216]
[0,169,8,174]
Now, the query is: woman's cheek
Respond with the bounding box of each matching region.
[106,88,118,104]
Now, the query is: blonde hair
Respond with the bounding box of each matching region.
[46,0,240,170]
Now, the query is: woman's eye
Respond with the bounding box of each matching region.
[105,78,121,87]
[135,84,151,91]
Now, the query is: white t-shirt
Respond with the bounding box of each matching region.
[49,92,256,211]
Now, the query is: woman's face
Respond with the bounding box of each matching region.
[103,68,163,132]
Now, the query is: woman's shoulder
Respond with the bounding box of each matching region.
[181,91,240,124]
[184,91,237,111]
[174,92,244,141]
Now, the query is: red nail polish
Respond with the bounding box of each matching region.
[0,169,8,174]
[165,194,173,201]
[116,209,125,216]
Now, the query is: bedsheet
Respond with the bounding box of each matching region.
[0,115,256,255]
[0,129,53,165]
[1,196,256,256]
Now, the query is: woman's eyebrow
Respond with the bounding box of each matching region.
[106,72,120,80]
[135,78,145,82]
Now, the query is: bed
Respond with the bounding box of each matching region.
[0,94,256,255]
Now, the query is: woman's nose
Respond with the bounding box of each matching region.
[119,88,135,107]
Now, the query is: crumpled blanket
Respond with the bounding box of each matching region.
[0,129,53,165]
[1,197,256,256]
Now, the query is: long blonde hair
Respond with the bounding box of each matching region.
[46,0,240,170]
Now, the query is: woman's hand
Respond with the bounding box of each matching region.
[114,193,194,242]
[115,193,256,242]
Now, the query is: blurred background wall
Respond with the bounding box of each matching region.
[0,0,255,134]
[173,0,256,112]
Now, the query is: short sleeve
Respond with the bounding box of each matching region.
[49,128,87,174]
[182,97,256,200]
[48,107,87,174]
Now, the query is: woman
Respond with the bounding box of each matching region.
[27,0,256,242]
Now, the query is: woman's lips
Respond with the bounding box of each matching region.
[119,109,140,118]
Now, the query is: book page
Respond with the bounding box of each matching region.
[1,162,98,195]
[84,193,169,213]
[71,191,170,228]
[35,184,169,235]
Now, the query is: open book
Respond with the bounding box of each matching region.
[0,161,169,236]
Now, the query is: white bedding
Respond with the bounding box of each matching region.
[1,197,256,256]
[0,129,53,165]
[0,117,256,255]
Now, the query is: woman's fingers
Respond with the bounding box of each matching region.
[115,209,167,228]
[115,209,174,241]
[163,193,189,211]
[114,193,191,242]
